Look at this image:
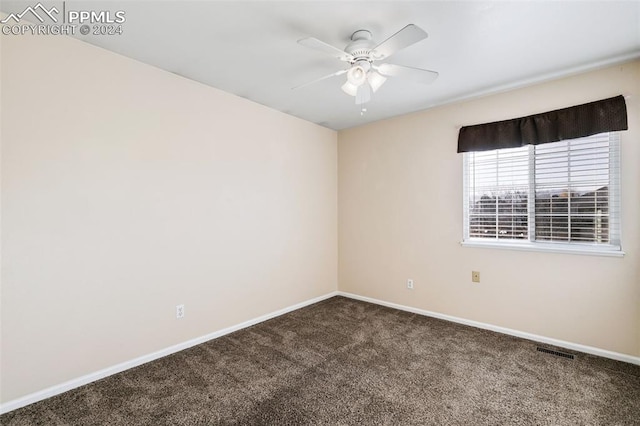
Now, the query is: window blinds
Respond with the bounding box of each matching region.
[463,132,620,247]
[464,145,529,240]
[533,132,620,245]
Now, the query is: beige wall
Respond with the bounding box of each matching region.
[339,61,640,357]
[1,32,337,402]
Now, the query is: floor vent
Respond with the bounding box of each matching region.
[537,347,575,360]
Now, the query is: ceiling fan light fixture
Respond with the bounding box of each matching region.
[341,80,359,96]
[347,64,367,86]
[368,71,387,93]
[355,83,372,105]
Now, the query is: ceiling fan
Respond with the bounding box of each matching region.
[294,24,439,105]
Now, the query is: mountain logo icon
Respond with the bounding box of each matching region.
[1,2,59,24]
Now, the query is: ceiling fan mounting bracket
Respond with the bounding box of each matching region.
[350,29,372,41]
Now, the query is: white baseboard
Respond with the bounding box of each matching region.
[0,291,339,415]
[4,289,637,415]
[337,291,640,366]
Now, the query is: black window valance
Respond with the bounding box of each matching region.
[457,95,628,153]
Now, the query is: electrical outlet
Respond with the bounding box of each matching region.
[472,271,480,283]
[407,279,414,290]
[176,304,185,319]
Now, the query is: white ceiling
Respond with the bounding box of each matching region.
[3,1,640,130]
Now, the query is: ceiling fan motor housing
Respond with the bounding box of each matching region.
[346,30,375,62]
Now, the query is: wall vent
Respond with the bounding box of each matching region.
[536,346,575,360]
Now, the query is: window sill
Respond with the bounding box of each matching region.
[460,240,625,257]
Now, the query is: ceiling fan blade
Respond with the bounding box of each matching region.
[292,69,347,90]
[376,63,439,85]
[355,83,371,105]
[298,37,354,62]
[371,24,428,60]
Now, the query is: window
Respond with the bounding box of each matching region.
[463,132,621,254]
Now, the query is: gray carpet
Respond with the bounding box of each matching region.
[2,296,639,425]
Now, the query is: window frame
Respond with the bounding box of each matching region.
[461,132,623,257]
